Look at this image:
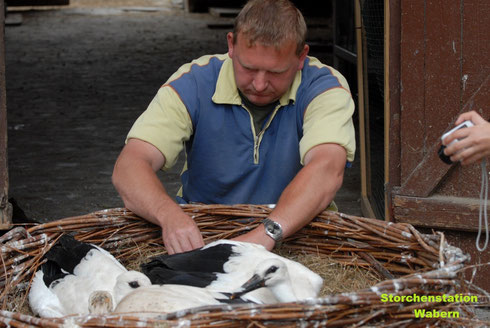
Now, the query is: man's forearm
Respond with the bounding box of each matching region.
[233,143,346,249]
[112,151,183,228]
[269,148,344,238]
[113,139,205,253]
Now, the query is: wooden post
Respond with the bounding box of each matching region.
[0,0,13,229]
[384,0,390,220]
[385,0,401,222]
[356,0,376,219]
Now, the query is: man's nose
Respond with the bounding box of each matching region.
[252,71,268,92]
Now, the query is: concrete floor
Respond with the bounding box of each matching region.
[5,0,361,223]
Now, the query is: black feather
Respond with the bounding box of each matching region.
[44,234,96,274]
[144,267,218,287]
[141,243,234,286]
[41,260,68,287]
[216,292,256,304]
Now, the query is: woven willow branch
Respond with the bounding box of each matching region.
[0,205,482,327]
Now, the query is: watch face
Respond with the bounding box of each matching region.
[266,221,279,234]
[263,218,282,241]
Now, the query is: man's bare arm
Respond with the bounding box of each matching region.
[233,143,346,249]
[112,138,204,254]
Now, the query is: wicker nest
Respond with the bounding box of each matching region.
[0,205,483,327]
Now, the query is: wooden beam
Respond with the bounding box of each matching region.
[393,194,484,232]
[6,0,69,6]
[398,143,451,197]
[386,0,401,221]
[208,7,240,18]
[355,0,368,202]
[0,0,12,229]
[333,45,357,65]
[361,195,377,219]
[384,0,389,220]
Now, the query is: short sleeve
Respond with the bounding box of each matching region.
[299,87,356,164]
[126,86,193,170]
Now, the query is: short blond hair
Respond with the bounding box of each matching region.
[233,0,307,55]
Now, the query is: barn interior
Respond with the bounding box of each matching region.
[1,0,489,321]
[4,0,366,222]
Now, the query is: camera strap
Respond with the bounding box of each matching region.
[477,158,489,251]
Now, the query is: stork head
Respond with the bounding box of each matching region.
[113,270,151,304]
[231,258,290,299]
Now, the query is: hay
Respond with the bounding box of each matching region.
[0,205,484,327]
[3,282,30,315]
[274,249,382,296]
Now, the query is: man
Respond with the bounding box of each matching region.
[112,0,356,254]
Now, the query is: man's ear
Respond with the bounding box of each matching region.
[297,44,309,70]
[227,32,235,58]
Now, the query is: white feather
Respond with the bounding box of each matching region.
[204,240,323,302]
[238,258,299,303]
[29,271,65,318]
[114,258,304,316]
[114,284,227,315]
[29,244,150,317]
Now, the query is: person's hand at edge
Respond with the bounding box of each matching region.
[443,111,490,166]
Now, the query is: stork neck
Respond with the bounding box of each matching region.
[270,281,298,303]
[113,280,133,304]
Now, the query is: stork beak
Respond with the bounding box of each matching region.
[230,274,266,299]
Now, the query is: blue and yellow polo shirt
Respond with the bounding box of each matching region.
[127,54,355,206]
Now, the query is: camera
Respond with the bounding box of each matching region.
[438,120,474,164]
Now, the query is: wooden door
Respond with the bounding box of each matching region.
[393,0,489,227]
[387,0,489,290]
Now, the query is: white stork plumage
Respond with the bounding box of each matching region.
[98,259,294,316]
[141,239,323,303]
[231,258,299,302]
[29,235,151,317]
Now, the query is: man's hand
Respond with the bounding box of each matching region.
[443,111,490,165]
[113,139,204,254]
[160,212,205,254]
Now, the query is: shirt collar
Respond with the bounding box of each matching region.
[212,55,302,107]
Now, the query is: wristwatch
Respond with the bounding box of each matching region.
[262,218,283,243]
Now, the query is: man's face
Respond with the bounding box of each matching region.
[227,32,309,106]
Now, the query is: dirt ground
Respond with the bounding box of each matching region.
[5,0,361,223]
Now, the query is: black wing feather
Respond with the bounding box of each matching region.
[41,260,68,287]
[44,234,96,274]
[141,243,235,286]
[216,292,257,304]
[147,267,218,287]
